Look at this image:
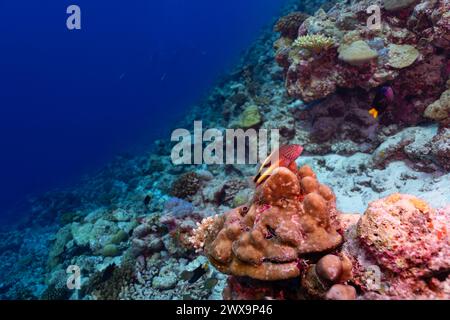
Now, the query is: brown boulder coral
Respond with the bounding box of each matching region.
[170,172,201,200]
[274,11,310,40]
[195,162,343,281]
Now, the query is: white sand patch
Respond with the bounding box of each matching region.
[299,153,450,214]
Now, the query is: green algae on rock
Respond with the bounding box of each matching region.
[110,230,129,245]
[234,105,262,129]
[101,244,121,257]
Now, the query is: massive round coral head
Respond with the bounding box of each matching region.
[357,193,450,277]
[203,165,343,281]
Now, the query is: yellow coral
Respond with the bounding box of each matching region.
[293,34,334,53]
[385,193,401,204]
[383,194,429,213]
[409,198,430,213]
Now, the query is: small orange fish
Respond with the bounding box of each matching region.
[369,108,379,119]
[254,144,304,185]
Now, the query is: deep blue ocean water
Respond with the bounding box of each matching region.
[0,0,290,222]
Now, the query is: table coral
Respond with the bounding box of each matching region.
[293,34,335,53]
[387,44,420,69]
[338,40,378,66]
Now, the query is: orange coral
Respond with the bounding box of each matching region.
[202,164,343,281]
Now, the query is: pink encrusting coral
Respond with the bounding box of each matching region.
[342,194,450,299]
[357,194,449,277]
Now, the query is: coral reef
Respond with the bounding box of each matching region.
[275,0,449,127]
[193,161,450,299]
[0,0,449,301]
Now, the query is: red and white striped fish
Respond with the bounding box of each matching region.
[253,144,304,186]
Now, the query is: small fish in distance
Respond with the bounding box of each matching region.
[369,85,394,119]
[180,263,209,284]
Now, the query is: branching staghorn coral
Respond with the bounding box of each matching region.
[293,34,334,53]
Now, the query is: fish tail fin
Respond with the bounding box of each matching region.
[369,108,379,119]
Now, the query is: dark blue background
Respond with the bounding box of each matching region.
[0,0,288,220]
